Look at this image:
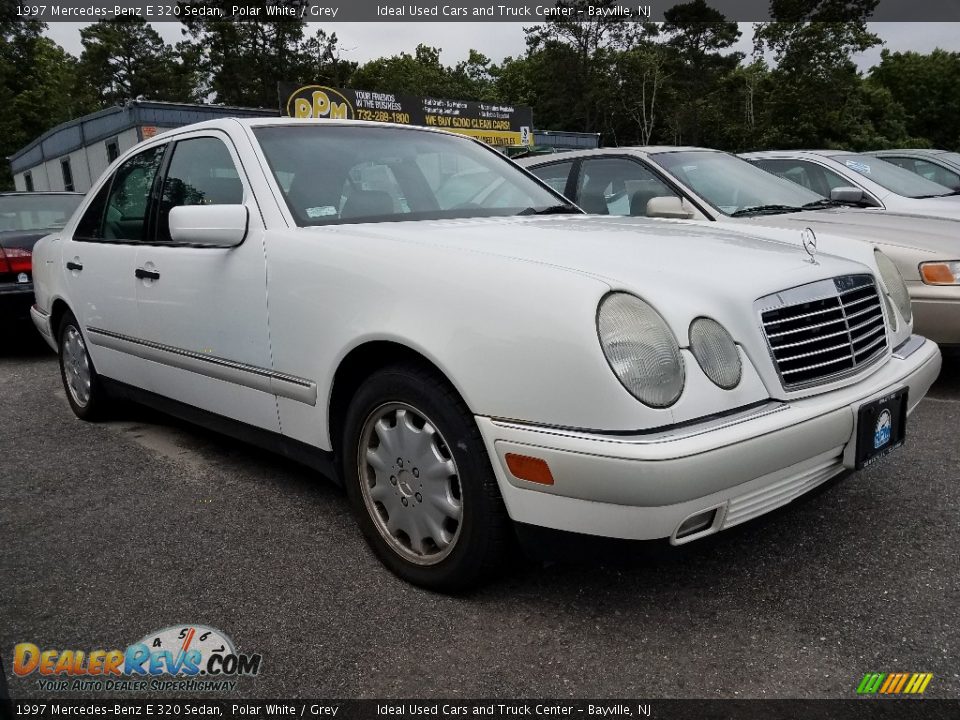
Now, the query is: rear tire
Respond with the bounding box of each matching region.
[58,311,110,421]
[342,363,511,591]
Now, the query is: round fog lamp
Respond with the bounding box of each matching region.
[689,317,742,390]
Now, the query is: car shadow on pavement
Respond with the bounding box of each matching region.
[0,323,53,359]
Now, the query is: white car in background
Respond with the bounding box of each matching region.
[30,119,940,590]
[742,149,960,219]
[518,148,960,347]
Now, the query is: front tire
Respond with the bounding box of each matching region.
[342,363,511,591]
[58,312,110,421]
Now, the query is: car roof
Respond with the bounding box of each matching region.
[741,150,852,159]
[515,146,718,164]
[146,116,476,143]
[0,191,83,196]
[870,148,950,157]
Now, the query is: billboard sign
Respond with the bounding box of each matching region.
[278,83,533,147]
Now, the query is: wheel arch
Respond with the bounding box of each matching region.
[49,297,73,346]
[327,339,473,457]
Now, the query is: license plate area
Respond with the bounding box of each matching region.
[855,388,908,470]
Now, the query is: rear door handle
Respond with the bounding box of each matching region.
[66,261,83,271]
[135,268,160,280]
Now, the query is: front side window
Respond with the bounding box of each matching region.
[156,137,244,242]
[828,153,953,198]
[577,158,678,216]
[254,125,568,226]
[652,151,824,216]
[102,145,165,241]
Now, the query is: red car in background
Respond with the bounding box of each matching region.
[1,192,83,327]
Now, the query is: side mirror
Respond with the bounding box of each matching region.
[646,196,695,219]
[830,186,865,204]
[169,204,248,247]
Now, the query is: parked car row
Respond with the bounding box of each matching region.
[16,120,954,590]
[518,148,960,347]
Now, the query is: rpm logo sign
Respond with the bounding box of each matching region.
[286,85,354,120]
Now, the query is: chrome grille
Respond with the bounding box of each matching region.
[760,275,888,389]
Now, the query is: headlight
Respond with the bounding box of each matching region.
[689,318,742,389]
[874,250,912,324]
[882,293,898,332]
[919,260,960,286]
[597,292,684,407]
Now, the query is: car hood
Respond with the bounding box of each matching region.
[306,214,869,302]
[736,209,960,257]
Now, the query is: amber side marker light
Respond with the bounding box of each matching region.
[919,261,960,285]
[505,453,555,485]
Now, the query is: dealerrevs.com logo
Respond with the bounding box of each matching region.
[12,625,262,692]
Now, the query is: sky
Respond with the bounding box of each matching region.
[43,21,960,72]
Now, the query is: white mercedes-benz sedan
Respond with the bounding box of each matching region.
[30,119,941,590]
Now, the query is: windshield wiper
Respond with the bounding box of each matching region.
[801,198,849,209]
[517,203,582,215]
[729,204,803,217]
[916,190,960,198]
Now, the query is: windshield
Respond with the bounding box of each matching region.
[648,150,824,216]
[253,125,570,226]
[828,153,954,198]
[0,193,82,232]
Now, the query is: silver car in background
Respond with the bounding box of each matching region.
[741,149,960,219]
[865,149,960,192]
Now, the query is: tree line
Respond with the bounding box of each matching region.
[2,0,959,189]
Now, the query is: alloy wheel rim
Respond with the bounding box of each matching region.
[358,402,463,566]
[63,326,92,408]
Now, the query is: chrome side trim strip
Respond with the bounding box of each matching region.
[892,335,926,360]
[86,326,317,406]
[490,401,789,446]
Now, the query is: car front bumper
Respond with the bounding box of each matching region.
[477,336,941,543]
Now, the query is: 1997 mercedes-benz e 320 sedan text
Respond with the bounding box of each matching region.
[30,119,941,589]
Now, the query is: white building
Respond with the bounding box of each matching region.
[8,100,276,194]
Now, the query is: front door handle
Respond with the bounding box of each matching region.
[66,261,83,271]
[135,267,160,280]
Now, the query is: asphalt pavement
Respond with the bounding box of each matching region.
[1,329,958,700]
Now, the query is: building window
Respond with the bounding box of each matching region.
[106,138,120,163]
[24,171,34,192]
[61,158,74,191]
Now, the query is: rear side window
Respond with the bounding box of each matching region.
[156,137,244,242]
[528,161,573,195]
[102,145,165,242]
